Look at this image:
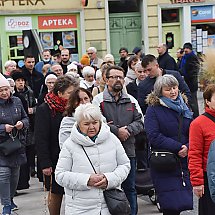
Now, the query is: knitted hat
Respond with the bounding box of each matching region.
[104,54,114,63]
[45,74,57,85]
[67,63,78,72]
[11,71,26,82]
[80,54,90,66]
[132,47,141,54]
[183,42,192,50]
[0,73,10,88]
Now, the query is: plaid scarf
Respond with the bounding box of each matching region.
[45,92,68,116]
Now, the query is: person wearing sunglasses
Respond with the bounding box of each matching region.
[87,47,103,69]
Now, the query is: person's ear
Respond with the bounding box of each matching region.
[205,99,210,106]
[57,91,62,98]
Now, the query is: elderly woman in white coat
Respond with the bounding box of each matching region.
[55,103,130,215]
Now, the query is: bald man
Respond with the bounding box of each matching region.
[157,43,178,71]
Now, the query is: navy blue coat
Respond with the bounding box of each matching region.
[145,94,193,211]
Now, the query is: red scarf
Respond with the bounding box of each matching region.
[45,92,68,116]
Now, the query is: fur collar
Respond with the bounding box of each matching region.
[145,92,188,106]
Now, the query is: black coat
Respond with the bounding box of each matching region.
[181,53,199,92]
[157,52,178,71]
[126,79,138,99]
[35,103,64,194]
[118,58,128,76]
[21,66,44,99]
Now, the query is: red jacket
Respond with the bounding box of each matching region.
[188,108,215,186]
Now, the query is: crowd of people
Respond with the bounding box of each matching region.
[0,42,215,215]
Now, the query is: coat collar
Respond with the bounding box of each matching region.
[146,92,188,107]
[70,122,110,147]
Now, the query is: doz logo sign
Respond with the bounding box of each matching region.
[5,17,32,31]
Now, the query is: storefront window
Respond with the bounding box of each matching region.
[9,35,24,59]
[108,0,141,13]
[162,9,179,23]
[39,30,78,56]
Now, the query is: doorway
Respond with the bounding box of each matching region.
[109,12,141,63]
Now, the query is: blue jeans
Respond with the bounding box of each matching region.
[122,157,137,215]
[0,166,20,206]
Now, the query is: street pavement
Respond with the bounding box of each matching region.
[1,91,204,215]
[1,176,198,215]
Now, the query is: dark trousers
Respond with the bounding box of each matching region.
[122,157,137,215]
[26,144,36,168]
[190,91,199,119]
[199,173,215,215]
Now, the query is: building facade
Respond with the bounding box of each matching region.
[1,0,215,71]
[0,0,107,71]
[145,0,215,56]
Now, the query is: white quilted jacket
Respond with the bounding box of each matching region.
[55,122,130,215]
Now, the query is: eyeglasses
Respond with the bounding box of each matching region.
[87,52,93,55]
[107,75,124,80]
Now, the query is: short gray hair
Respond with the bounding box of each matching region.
[74,103,102,124]
[87,47,97,53]
[4,60,16,69]
[154,74,179,97]
[82,66,95,77]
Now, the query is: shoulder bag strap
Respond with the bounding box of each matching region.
[82,146,97,174]
[203,112,215,123]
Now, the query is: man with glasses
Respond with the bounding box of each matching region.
[93,65,144,215]
[138,54,191,115]
[87,47,103,69]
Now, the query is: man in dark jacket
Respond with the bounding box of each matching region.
[180,42,200,118]
[157,43,178,71]
[138,54,191,115]
[118,47,129,76]
[12,71,37,173]
[93,65,144,215]
[21,55,44,99]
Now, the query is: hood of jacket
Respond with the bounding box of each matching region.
[126,67,136,80]
[145,91,188,107]
[70,121,111,147]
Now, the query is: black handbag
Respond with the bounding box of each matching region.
[82,146,131,215]
[0,130,22,156]
[149,150,179,172]
[149,116,183,172]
